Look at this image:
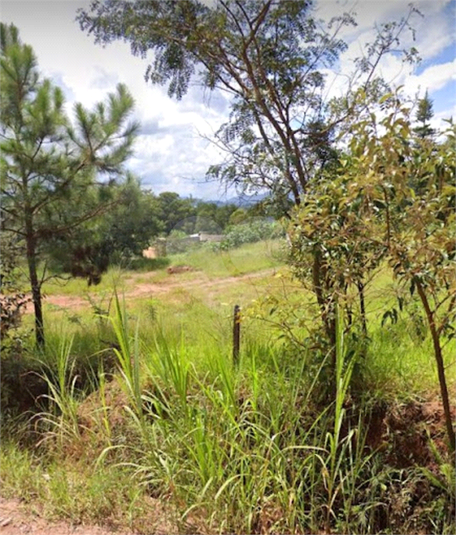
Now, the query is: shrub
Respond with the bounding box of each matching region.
[217,220,283,251]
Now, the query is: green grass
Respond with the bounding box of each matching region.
[21,248,456,406]
[0,442,160,531]
[169,239,286,277]
[3,307,454,534]
[42,265,131,297]
[2,242,455,534]
[38,240,284,302]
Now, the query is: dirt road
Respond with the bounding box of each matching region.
[40,268,278,310]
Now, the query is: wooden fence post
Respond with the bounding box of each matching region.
[233,304,241,365]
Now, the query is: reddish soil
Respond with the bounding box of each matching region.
[32,268,278,311]
[0,497,132,535]
[0,494,178,535]
[364,397,456,469]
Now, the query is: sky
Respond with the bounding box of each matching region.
[1,0,455,201]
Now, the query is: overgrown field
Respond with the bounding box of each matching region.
[1,241,455,534]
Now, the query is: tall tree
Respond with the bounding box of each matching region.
[0,23,139,346]
[77,0,421,373]
[78,0,419,207]
[154,192,197,234]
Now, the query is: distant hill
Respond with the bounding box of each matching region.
[210,193,270,207]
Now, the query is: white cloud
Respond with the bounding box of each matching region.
[3,0,455,198]
[1,0,230,197]
[317,0,455,130]
[317,0,455,65]
[406,60,456,94]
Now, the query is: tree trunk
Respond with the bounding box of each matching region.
[312,249,337,392]
[312,250,331,338]
[357,280,367,338]
[25,229,45,347]
[415,279,455,452]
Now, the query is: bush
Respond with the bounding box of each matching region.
[120,256,170,272]
[217,219,284,251]
[166,230,201,254]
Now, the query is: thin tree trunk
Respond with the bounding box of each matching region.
[357,280,367,338]
[415,279,455,452]
[312,249,337,392]
[312,250,332,341]
[25,229,45,347]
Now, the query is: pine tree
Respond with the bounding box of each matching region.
[0,23,139,346]
[414,91,435,139]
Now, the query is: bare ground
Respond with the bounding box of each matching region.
[0,497,133,535]
[37,268,278,311]
[0,495,178,535]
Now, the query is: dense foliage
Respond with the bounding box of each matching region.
[218,219,283,250]
[1,5,455,534]
[288,95,456,449]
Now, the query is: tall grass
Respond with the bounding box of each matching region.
[2,245,455,534]
[75,304,398,534]
[33,335,83,448]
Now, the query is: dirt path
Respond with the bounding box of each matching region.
[40,268,278,310]
[0,498,132,535]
